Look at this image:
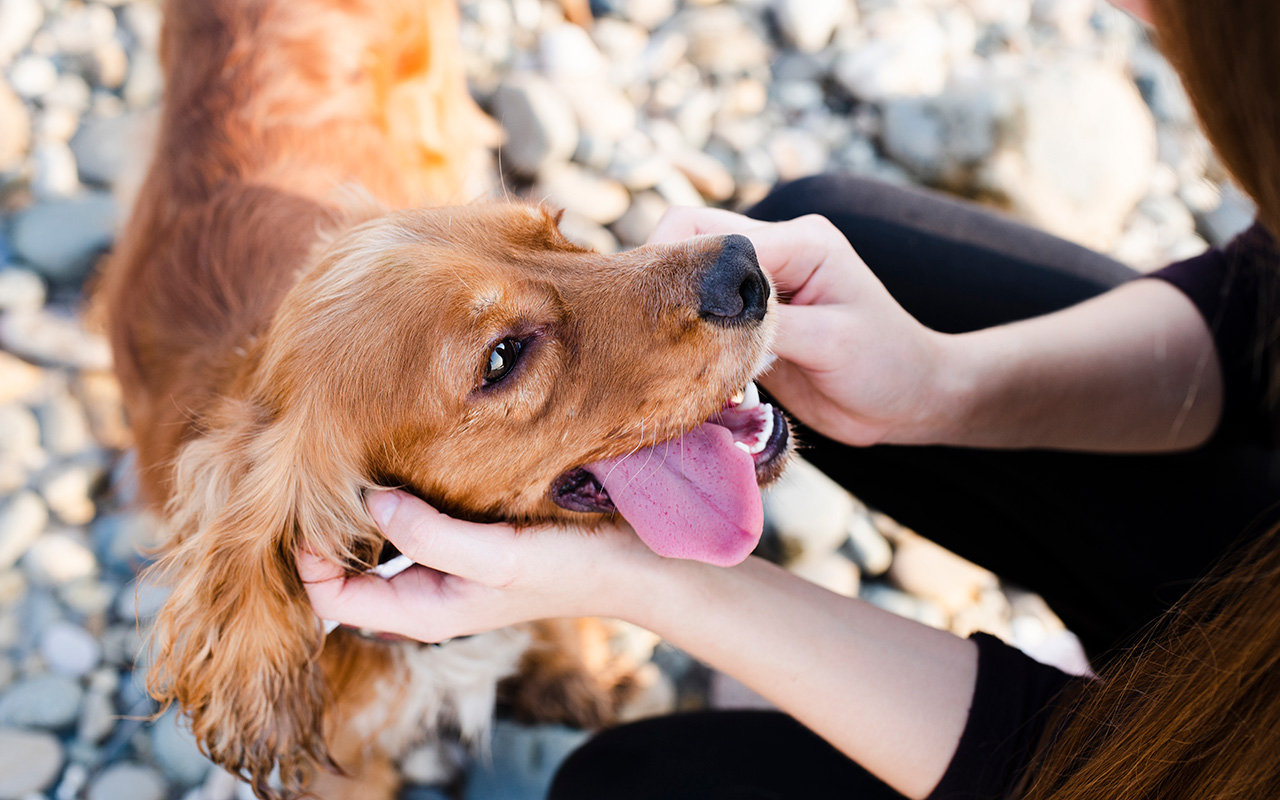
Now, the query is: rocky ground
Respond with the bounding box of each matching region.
[0,0,1255,798]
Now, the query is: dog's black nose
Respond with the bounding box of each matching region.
[698,234,769,326]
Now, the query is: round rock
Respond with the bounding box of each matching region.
[0,491,49,571]
[0,83,30,172]
[0,0,43,66]
[534,163,630,225]
[88,763,166,800]
[0,673,83,729]
[0,727,63,799]
[40,620,102,676]
[0,308,113,370]
[491,74,578,176]
[151,708,213,786]
[772,0,847,53]
[22,531,98,586]
[0,267,48,314]
[10,193,119,283]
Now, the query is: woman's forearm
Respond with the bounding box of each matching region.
[617,555,978,800]
[922,279,1222,452]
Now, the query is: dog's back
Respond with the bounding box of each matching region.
[99,0,485,504]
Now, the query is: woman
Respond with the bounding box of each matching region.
[300,0,1280,796]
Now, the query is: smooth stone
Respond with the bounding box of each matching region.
[35,104,81,143]
[116,575,171,622]
[87,764,165,800]
[43,73,92,113]
[0,491,48,570]
[39,460,104,526]
[57,576,116,617]
[93,513,157,578]
[74,370,131,451]
[789,551,861,598]
[561,82,638,146]
[46,3,116,55]
[10,194,119,283]
[22,531,98,586]
[0,309,113,370]
[71,112,148,186]
[985,60,1156,250]
[122,3,161,51]
[1130,44,1194,126]
[89,39,129,89]
[36,388,93,457]
[399,742,459,786]
[490,74,578,175]
[606,133,669,190]
[0,403,44,492]
[961,0,1031,27]
[859,583,949,629]
[7,54,57,98]
[0,267,47,314]
[463,722,589,800]
[841,511,894,577]
[534,163,630,225]
[123,50,162,108]
[54,762,90,800]
[766,128,829,183]
[887,532,998,616]
[833,10,948,101]
[772,0,847,53]
[0,727,63,799]
[1030,0,1094,41]
[682,6,770,75]
[40,621,102,677]
[0,656,12,690]
[671,149,735,202]
[607,0,675,30]
[1195,183,1256,247]
[0,673,83,729]
[151,708,212,786]
[0,83,30,171]
[610,190,668,247]
[0,0,43,65]
[29,140,82,199]
[539,22,608,80]
[555,211,619,255]
[762,457,856,564]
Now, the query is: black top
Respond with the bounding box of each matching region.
[927,223,1280,800]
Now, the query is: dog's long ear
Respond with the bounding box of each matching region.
[145,397,375,799]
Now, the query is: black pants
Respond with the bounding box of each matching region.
[548,175,1280,800]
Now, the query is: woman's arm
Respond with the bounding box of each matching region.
[298,491,978,800]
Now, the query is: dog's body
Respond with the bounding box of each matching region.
[100,1,789,798]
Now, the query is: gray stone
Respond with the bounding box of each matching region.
[463,722,589,800]
[555,212,619,255]
[57,576,115,617]
[39,460,104,526]
[93,512,155,577]
[30,139,82,199]
[123,49,162,108]
[44,73,92,113]
[772,0,847,53]
[71,111,150,186]
[0,673,83,729]
[762,458,855,564]
[0,267,47,314]
[10,193,119,283]
[0,0,43,66]
[1130,44,1194,125]
[0,727,63,799]
[842,511,893,577]
[682,6,770,75]
[534,163,630,225]
[7,54,57,99]
[122,3,161,52]
[859,583,949,629]
[610,191,668,247]
[54,762,90,800]
[0,655,12,690]
[670,149,735,203]
[563,82,638,147]
[0,403,44,491]
[151,708,212,786]
[115,575,169,623]
[0,83,30,172]
[46,3,116,55]
[491,74,578,176]
[36,387,92,457]
[985,60,1156,250]
[1196,183,1256,247]
[22,531,98,586]
[833,11,948,101]
[0,308,113,370]
[0,491,48,570]
[87,764,165,800]
[40,621,101,676]
[882,89,1000,184]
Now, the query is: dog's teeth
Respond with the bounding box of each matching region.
[738,382,760,410]
[730,389,745,405]
[748,405,774,454]
[734,441,751,454]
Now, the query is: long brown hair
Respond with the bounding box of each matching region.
[1018,2,1280,797]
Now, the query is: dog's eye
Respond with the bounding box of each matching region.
[484,338,522,384]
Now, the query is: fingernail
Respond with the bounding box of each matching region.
[367,490,402,529]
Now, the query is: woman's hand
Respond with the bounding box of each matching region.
[649,207,952,446]
[297,490,658,642]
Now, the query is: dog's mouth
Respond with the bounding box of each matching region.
[549,382,790,566]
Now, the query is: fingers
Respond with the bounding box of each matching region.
[368,490,520,586]
[746,215,865,304]
[646,207,767,244]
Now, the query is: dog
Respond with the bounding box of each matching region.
[97,1,791,798]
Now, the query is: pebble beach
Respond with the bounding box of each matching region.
[0,0,1253,798]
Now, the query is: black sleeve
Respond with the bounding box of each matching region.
[927,633,1086,800]
[1147,222,1280,447]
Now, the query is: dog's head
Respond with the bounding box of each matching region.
[146,202,791,795]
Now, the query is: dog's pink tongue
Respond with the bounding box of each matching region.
[585,423,762,566]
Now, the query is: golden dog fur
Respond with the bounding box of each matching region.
[98,1,777,798]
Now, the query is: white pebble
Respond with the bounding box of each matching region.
[40,620,102,677]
